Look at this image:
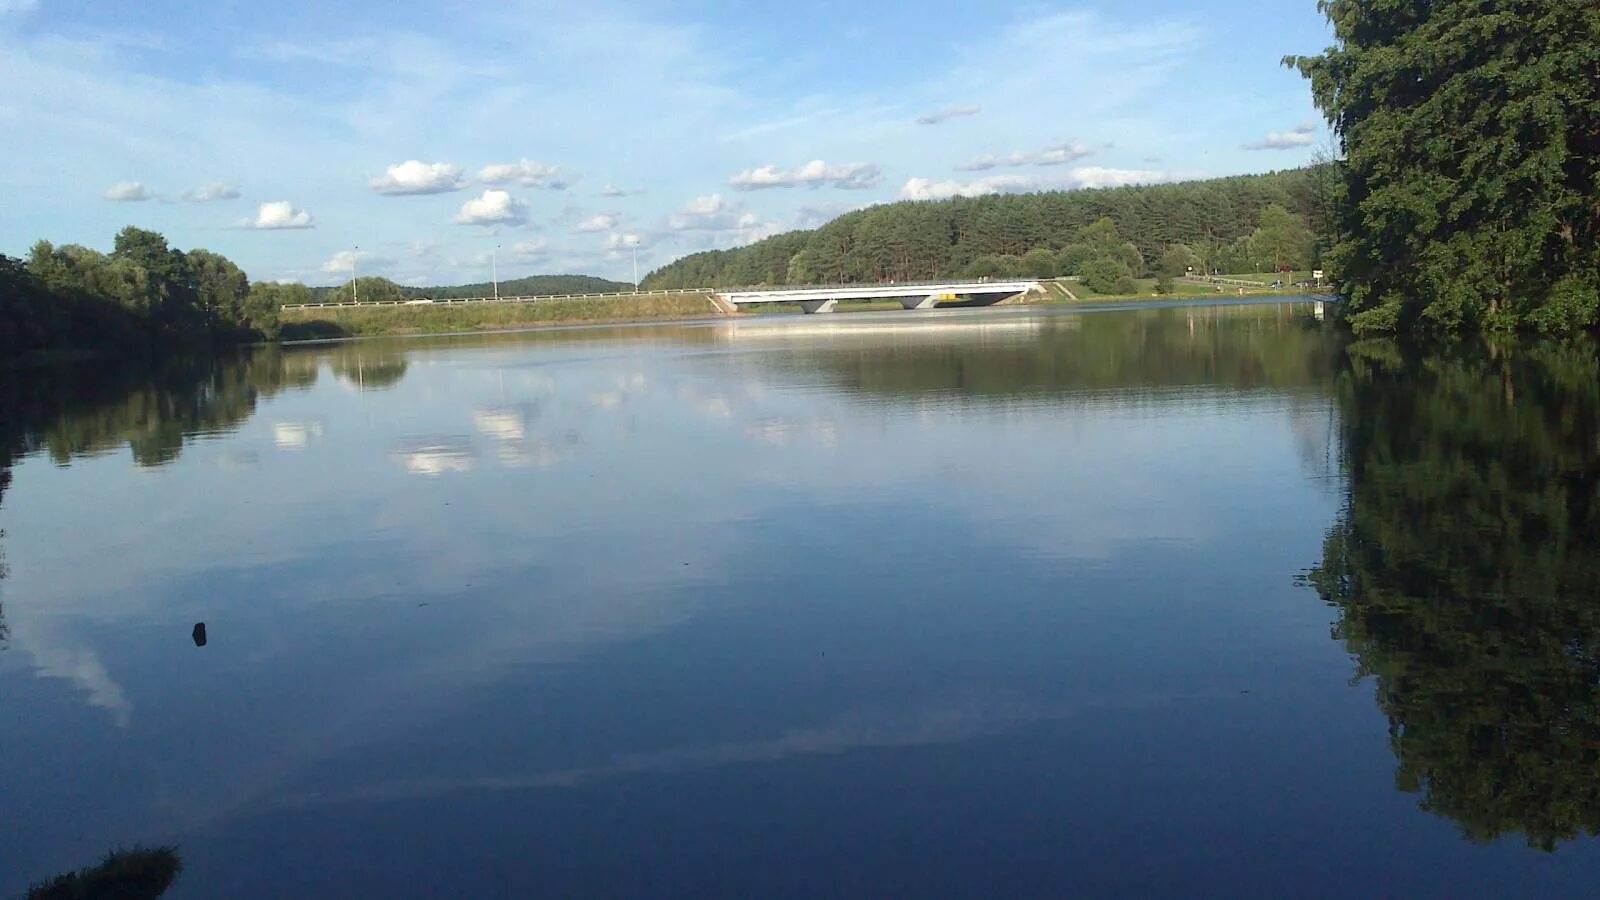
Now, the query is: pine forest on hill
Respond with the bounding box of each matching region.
[642,167,1335,291]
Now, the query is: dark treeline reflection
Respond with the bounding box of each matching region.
[7,351,319,470]
[747,304,1341,398]
[1308,338,1600,850]
[329,344,409,391]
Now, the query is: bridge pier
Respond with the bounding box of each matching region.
[898,293,942,311]
[798,299,839,314]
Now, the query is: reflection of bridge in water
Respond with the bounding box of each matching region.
[717,280,1041,314]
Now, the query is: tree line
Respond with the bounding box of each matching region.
[642,167,1333,291]
[2,227,287,361]
[303,274,631,305]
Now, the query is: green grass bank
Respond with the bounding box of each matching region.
[278,292,723,339]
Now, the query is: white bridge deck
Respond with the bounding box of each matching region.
[718,280,1041,314]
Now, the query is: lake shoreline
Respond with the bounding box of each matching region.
[277,292,1331,342]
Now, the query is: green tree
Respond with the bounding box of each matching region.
[331,277,408,303]
[1288,2,1600,334]
[1248,204,1314,272]
[188,249,250,333]
[1159,243,1201,279]
[1080,257,1133,294]
[1021,247,1058,279]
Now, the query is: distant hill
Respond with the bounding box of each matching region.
[641,167,1335,289]
[308,274,632,303]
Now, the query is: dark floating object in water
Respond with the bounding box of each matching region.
[191,623,207,647]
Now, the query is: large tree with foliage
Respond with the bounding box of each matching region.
[1289,1,1600,335]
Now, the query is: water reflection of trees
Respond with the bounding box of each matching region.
[9,350,319,468]
[330,345,409,391]
[1308,338,1600,850]
[757,306,1341,399]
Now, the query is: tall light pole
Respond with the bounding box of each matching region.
[627,235,640,291]
[492,244,500,300]
[351,245,359,304]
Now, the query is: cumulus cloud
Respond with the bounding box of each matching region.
[243,201,316,229]
[478,159,570,189]
[454,189,528,226]
[916,105,982,125]
[184,182,240,202]
[605,232,645,252]
[102,181,152,202]
[956,141,1096,171]
[371,160,466,195]
[900,175,1036,201]
[667,194,757,231]
[729,160,881,191]
[601,184,645,197]
[1243,121,1318,151]
[576,213,619,232]
[900,166,1182,201]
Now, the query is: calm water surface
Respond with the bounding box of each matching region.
[3,301,1599,897]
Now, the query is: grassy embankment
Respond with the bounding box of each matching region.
[1046,272,1327,303]
[278,292,723,340]
[277,277,1327,339]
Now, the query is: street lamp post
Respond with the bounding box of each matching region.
[632,242,639,292]
[493,244,500,300]
[352,246,359,304]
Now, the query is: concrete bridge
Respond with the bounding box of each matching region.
[716,280,1041,314]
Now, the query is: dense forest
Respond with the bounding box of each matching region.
[1290,1,1600,334]
[1308,337,1600,847]
[642,168,1333,290]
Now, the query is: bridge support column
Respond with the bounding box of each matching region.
[899,293,942,311]
[799,299,839,314]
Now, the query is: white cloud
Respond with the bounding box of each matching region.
[666,194,782,247]
[478,159,570,189]
[900,175,1035,201]
[1243,122,1318,151]
[509,238,549,258]
[453,189,528,226]
[605,232,644,251]
[371,160,466,195]
[243,200,316,229]
[601,184,645,197]
[900,166,1183,201]
[576,213,618,233]
[956,141,1097,171]
[102,181,151,202]
[916,104,981,125]
[668,194,750,231]
[320,248,391,274]
[729,160,881,191]
[183,181,240,202]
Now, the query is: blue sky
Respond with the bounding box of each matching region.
[0,0,1334,286]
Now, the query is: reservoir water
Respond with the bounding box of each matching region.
[3,301,1599,897]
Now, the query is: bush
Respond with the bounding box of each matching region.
[1079,257,1133,294]
[1021,248,1058,279]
